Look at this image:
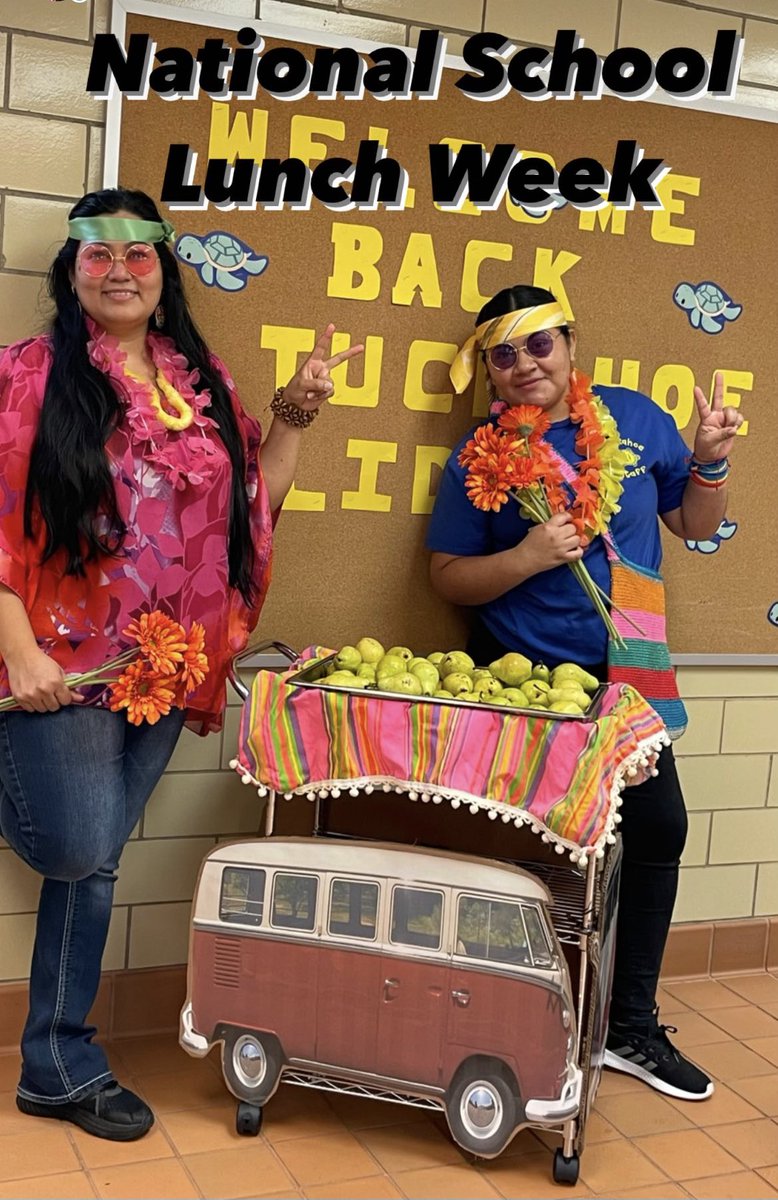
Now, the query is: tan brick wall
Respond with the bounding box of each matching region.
[0,0,776,978]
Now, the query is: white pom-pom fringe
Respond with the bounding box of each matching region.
[229,758,238,770]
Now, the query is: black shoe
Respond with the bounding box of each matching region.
[604,1012,714,1101]
[17,1082,154,1141]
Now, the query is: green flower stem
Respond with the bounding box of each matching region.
[509,487,627,650]
[0,648,141,713]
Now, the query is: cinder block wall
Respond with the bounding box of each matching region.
[0,0,776,981]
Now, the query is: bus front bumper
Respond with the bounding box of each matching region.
[180,1002,210,1057]
[524,1065,583,1124]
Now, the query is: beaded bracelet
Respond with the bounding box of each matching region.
[270,387,319,429]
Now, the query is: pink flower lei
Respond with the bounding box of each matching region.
[85,317,221,491]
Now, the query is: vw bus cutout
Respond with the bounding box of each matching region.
[181,838,582,1159]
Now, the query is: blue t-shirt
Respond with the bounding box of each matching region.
[426,386,690,664]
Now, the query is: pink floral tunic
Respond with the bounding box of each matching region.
[0,322,273,734]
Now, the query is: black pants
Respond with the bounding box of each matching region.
[467,622,688,1028]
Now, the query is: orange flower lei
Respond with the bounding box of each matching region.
[458,370,637,545]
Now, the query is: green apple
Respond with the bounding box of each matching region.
[472,677,503,698]
[434,688,454,698]
[441,651,475,678]
[490,653,532,687]
[355,637,385,664]
[376,653,407,679]
[410,661,439,695]
[386,645,414,665]
[335,645,362,672]
[427,651,445,668]
[442,672,473,696]
[381,672,423,696]
[356,663,376,682]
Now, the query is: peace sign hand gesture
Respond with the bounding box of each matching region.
[693,372,744,463]
[284,323,365,413]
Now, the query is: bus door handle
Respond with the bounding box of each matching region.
[383,977,400,1000]
[451,989,471,1008]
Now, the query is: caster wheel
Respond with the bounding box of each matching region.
[553,1148,580,1185]
[236,1101,263,1137]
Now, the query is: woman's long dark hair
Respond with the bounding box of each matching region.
[476,283,571,341]
[26,187,256,605]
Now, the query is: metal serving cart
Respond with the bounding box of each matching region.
[207,642,632,1185]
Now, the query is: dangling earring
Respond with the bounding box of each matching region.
[154,304,165,330]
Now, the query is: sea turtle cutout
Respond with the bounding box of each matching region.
[175,231,268,292]
[673,281,742,335]
[685,518,737,555]
[768,603,778,627]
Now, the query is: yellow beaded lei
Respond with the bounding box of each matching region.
[125,368,194,432]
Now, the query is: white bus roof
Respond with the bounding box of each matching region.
[203,837,552,905]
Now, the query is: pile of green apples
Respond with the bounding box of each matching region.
[304,639,599,715]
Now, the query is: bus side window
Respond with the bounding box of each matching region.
[220,867,266,926]
[456,895,531,966]
[522,904,555,968]
[271,873,318,931]
[390,887,443,951]
[329,878,379,940]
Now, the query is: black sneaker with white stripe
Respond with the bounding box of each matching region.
[604,1012,714,1101]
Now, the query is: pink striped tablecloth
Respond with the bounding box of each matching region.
[233,647,669,861]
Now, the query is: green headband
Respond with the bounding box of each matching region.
[67,216,176,245]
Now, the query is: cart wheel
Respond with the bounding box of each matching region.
[236,1101,263,1137]
[552,1149,580,1185]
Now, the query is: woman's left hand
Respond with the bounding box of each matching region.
[692,372,745,462]
[284,323,365,413]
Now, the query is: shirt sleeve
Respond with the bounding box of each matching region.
[0,338,50,602]
[425,437,491,556]
[651,404,692,515]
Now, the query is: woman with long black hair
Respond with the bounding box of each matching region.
[0,188,361,1140]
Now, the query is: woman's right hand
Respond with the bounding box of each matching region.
[6,647,84,713]
[518,512,584,575]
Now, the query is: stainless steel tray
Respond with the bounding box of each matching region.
[287,654,609,723]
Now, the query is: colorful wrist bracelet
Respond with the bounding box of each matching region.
[689,471,728,489]
[270,387,319,429]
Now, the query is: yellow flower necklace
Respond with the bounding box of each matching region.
[125,368,194,432]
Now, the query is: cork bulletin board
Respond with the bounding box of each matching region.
[108,1,778,660]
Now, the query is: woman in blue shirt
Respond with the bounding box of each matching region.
[428,283,742,1102]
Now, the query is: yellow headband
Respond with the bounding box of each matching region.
[450,302,568,394]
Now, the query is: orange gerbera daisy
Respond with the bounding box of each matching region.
[458,423,512,469]
[497,404,550,440]
[179,622,209,694]
[108,661,177,726]
[124,611,188,676]
[464,452,515,512]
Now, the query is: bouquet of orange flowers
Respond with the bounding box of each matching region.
[0,611,209,725]
[458,377,640,649]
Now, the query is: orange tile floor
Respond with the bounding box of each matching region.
[4,975,778,1199]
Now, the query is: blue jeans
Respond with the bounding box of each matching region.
[0,705,185,1102]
